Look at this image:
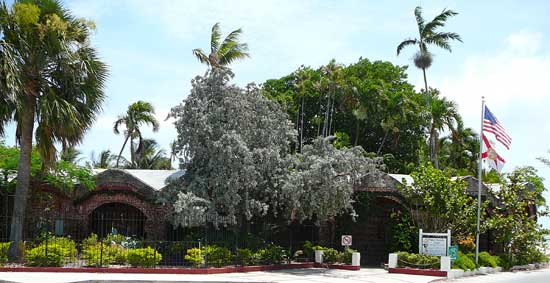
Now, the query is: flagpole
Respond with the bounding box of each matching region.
[475,97,485,264]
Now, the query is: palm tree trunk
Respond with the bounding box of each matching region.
[430,127,439,168]
[377,130,390,155]
[354,119,360,146]
[300,97,304,153]
[328,92,335,136]
[422,67,428,92]
[8,95,36,260]
[130,137,135,165]
[116,135,130,168]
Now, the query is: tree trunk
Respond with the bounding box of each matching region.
[300,97,304,153]
[354,119,360,146]
[130,137,135,165]
[328,92,335,136]
[8,95,36,260]
[116,134,130,168]
[430,127,439,169]
[422,67,428,92]
[377,130,390,155]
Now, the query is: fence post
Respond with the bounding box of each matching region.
[99,213,104,267]
[45,223,49,266]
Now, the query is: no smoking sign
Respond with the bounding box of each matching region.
[341,235,352,246]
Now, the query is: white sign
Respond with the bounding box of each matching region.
[341,235,352,246]
[422,237,447,256]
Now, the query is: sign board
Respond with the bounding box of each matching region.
[422,237,447,256]
[341,235,352,246]
[448,245,459,260]
[419,229,451,257]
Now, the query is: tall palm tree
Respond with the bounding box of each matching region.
[439,121,479,174]
[60,147,83,164]
[320,60,343,137]
[192,22,249,70]
[113,101,159,168]
[397,6,462,91]
[0,0,107,259]
[426,91,461,168]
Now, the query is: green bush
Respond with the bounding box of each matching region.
[303,241,313,259]
[25,237,76,267]
[236,248,254,265]
[127,247,162,267]
[0,242,11,265]
[396,251,440,269]
[185,248,203,267]
[261,244,287,265]
[205,245,232,267]
[322,248,342,263]
[478,251,499,268]
[452,251,477,271]
[343,248,357,264]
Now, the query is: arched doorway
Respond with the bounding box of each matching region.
[89,202,146,238]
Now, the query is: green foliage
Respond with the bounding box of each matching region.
[25,238,76,267]
[302,241,313,259]
[204,245,232,267]
[396,251,440,269]
[127,247,162,267]
[486,167,549,266]
[184,248,203,267]
[478,251,499,268]
[236,248,254,265]
[402,164,483,240]
[255,244,288,265]
[44,160,95,191]
[452,251,476,271]
[322,248,342,263]
[388,211,417,253]
[0,242,9,265]
[343,248,357,264]
[81,234,133,266]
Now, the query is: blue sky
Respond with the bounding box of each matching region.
[4,1,550,227]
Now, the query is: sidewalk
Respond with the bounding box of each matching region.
[0,268,439,283]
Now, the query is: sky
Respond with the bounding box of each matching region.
[3,1,550,227]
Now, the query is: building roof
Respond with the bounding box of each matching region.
[388,174,414,185]
[93,169,185,191]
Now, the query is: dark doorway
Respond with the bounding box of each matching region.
[89,202,146,238]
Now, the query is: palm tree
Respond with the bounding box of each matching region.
[113,101,160,168]
[192,22,249,70]
[90,150,116,169]
[439,121,479,174]
[320,60,343,137]
[131,139,172,170]
[0,0,107,259]
[60,147,83,164]
[426,90,461,168]
[396,6,462,91]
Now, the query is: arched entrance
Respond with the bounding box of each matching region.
[89,202,147,238]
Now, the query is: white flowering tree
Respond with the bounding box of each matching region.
[168,70,383,229]
[169,70,296,227]
[282,137,383,223]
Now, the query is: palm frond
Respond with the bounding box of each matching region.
[210,22,221,53]
[423,9,459,35]
[396,38,417,55]
[414,6,425,34]
[192,48,210,66]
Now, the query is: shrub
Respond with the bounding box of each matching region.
[396,251,440,269]
[303,241,313,259]
[0,242,10,266]
[236,248,254,265]
[205,245,232,267]
[81,234,133,266]
[185,247,203,267]
[452,251,477,271]
[343,248,357,264]
[127,247,162,267]
[458,236,475,253]
[25,237,76,267]
[261,244,287,265]
[478,251,499,268]
[322,248,342,263]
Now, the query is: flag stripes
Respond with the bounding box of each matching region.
[483,106,511,149]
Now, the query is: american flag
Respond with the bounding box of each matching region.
[483,106,511,149]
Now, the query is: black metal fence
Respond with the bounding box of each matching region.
[0,210,319,268]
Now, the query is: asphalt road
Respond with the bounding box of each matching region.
[450,269,550,282]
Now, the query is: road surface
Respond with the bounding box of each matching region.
[449,269,550,282]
